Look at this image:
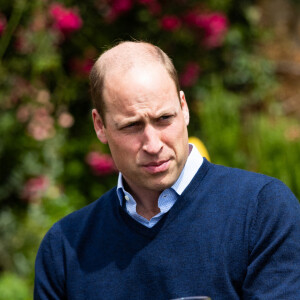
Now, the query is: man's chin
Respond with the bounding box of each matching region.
[143,174,178,191]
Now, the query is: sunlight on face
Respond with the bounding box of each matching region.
[93,64,190,198]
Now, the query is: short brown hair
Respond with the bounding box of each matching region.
[89,41,180,125]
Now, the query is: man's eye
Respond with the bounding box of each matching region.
[159,115,173,121]
[124,122,139,129]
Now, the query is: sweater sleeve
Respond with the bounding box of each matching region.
[34,223,66,300]
[243,179,300,299]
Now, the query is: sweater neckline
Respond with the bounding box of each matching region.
[116,158,211,239]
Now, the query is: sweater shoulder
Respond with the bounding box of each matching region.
[204,161,299,223]
[208,162,276,189]
[198,161,285,215]
[210,161,272,179]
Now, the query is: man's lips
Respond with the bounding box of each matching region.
[141,160,170,174]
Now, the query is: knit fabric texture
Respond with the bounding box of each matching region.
[34,159,300,299]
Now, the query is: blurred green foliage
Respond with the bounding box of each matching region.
[0,0,299,297]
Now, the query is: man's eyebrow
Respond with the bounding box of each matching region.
[114,116,141,129]
[155,106,179,117]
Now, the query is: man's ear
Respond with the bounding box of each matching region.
[180,91,190,126]
[92,109,108,144]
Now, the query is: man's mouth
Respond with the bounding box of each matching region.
[142,160,170,174]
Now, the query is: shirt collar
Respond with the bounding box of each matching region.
[171,143,203,195]
[117,143,203,205]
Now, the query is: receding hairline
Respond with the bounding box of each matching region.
[94,41,173,81]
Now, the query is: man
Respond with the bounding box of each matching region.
[35,41,300,299]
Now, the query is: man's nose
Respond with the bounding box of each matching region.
[142,125,163,154]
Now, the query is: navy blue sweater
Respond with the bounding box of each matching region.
[34,160,300,299]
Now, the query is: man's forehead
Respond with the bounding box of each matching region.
[102,63,173,102]
[104,61,163,82]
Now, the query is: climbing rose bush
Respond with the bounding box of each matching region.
[49,3,82,34]
[0,13,6,35]
[2,1,291,298]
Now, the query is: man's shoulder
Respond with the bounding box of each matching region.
[204,160,299,207]
[207,161,276,186]
[197,160,297,204]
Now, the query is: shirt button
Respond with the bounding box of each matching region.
[125,195,130,201]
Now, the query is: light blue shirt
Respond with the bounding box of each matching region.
[117,144,203,228]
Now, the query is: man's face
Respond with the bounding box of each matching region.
[92,64,190,197]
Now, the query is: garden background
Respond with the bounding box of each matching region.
[0,0,300,298]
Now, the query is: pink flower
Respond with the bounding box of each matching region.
[184,11,228,48]
[106,0,133,22]
[49,3,82,34]
[201,13,228,48]
[16,105,32,123]
[179,62,201,87]
[137,0,153,3]
[58,112,74,128]
[70,57,94,77]
[86,151,116,175]
[21,176,49,202]
[27,108,55,141]
[0,13,6,36]
[8,77,34,106]
[160,15,181,31]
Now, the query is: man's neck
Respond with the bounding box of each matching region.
[123,180,161,220]
[136,200,161,221]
